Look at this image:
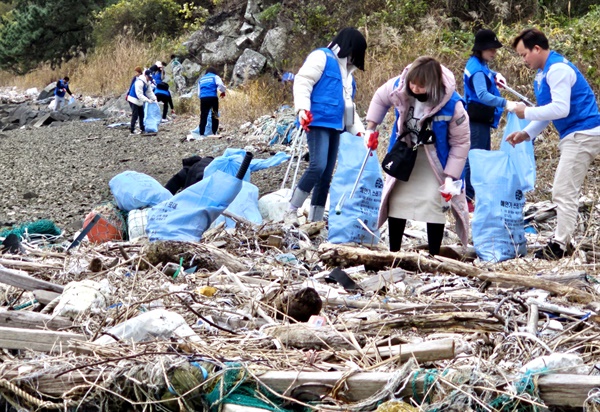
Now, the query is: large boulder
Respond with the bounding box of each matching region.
[37,82,57,101]
[202,36,243,67]
[244,0,262,24]
[232,49,267,85]
[181,59,202,86]
[260,27,288,64]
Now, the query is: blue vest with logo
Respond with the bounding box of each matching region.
[463,56,503,128]
[128,78,147,99]
[431,92,464,176]
[310,48,344,130]
[55,79,68,97]
[199,73,218,98]
[535,51,600,139]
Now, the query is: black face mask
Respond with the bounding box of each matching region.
[408,87,428,102]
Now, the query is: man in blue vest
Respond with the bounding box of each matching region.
[198,67,226,136]
[54,76,74,110]
[506,28,600,260]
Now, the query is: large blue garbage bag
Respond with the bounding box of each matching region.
[204,149,290,181]
[328,132,382,245]
[109,171,173,212]
[500,112,536,191]
[470,112,535,262]
[212,181,263,228]
[146,170,242,242]
[144,102,161,133]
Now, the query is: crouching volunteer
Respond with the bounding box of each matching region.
[506,28,600,260]
[284,27,367,226]
[364,56,470,256]
[126,69,157,135]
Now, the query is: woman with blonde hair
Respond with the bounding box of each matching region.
[364,56,470,255]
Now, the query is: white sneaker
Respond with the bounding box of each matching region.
[283,210,299,227]
[161,118,169,123]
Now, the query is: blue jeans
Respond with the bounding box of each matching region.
[465,121,492,201]
[296,126,340,207]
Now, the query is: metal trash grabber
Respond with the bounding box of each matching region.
[280,127,305,190]
[290,132,306,193]
[502,84,535,107]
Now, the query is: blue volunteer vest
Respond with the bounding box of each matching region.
[128,78,148,99]
[431,92,464,175]
[152,71,162,86]
[199,73,218,98]
[55,79,68,97]
[154,88,169,97]
[309,48,344,130]
[535,51,600,139]
[463,56,503,128]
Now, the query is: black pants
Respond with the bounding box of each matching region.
[156,94,173,119]
[129,102,144,133]
[200,96,219,135]
[388,217,445,256]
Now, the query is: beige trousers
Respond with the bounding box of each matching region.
[553,132,600,247]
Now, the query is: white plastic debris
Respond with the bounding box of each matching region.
[53,279,112,318]
[94,309,203,344]
[25,87,38,95]
[520,353,588,375]
[258,188,292,222]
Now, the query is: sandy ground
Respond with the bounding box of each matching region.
[0,114,292,236]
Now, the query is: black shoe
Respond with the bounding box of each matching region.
[533,241,572,260]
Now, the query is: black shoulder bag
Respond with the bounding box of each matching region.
[381,118,435,182]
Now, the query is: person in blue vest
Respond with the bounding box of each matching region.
[284,27,367,225]
[463,29,519,212]
[126,69,157,134]
[364,56,471,255]
[154,82,174,122]
[54,76,74,110]
[198,67,226,136]
[149,61,164,86]
[506,28,600,260]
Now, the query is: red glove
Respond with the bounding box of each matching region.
[441,192,453,202]
[219,92,226,98]
[367,130,379,150]
[299,110,313,132]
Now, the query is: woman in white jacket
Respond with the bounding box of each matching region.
[285,27,367,225]
[126,69,157,134]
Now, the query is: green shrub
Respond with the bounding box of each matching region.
[93,0,182,46]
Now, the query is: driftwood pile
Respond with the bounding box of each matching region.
[0,209,599,411]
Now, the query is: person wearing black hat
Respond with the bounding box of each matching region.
[126,69,157,134]
[284,27,367,226]
[463,29,519,212]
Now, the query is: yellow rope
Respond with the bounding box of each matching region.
[0,379,76,410]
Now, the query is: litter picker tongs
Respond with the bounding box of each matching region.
[502,84,535,107]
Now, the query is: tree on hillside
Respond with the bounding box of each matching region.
[0,0,111,74]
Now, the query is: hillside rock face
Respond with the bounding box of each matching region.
[183,0,289,84]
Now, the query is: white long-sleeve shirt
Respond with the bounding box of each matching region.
[524,62,600,139]
[293,47,365,135]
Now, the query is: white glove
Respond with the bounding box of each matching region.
[505,101,518,112]
[495,73,507,88]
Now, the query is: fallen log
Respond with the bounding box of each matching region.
[256,371,600,407]
[0,326,85,352]
[348,338,455,362]
[32,289,61,305]
[264,324,365,350]
[0,267,64,293]
[0,310,72,330]
[318,243,594,303]
[363,311,503,333]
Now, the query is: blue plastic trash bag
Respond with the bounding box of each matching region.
[109,171,173,212]
[500,112,536,192]
[203,109,213,135]
[204,149,290,181]
[146,170,243,242]
[143,102,161,133]
[328,132,382,245]
[212,181,263,228]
